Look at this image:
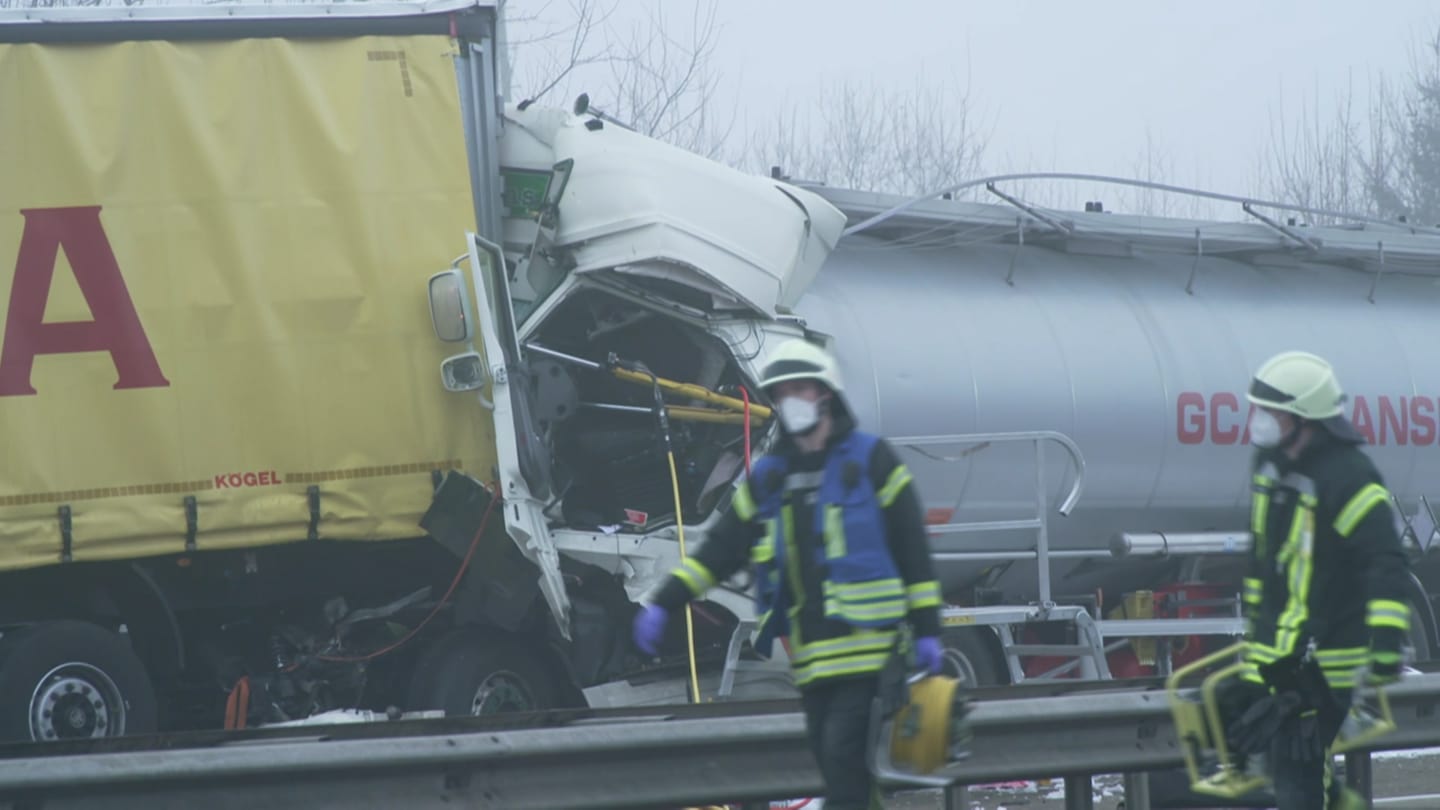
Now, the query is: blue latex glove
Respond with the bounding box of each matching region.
[916,636,944,675]
[633,603,668,655]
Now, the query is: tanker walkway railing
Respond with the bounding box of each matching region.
[892,431,1248,683]
[891,430,1088,611]
[4,675,1440,809]
[894,431,1116,681]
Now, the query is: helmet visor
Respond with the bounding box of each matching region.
[1247,377,1297,408]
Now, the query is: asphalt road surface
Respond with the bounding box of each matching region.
[857,747,1440,809]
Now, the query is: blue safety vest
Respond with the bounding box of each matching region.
[732,430,908,657]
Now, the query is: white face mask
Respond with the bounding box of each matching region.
[1248,409,1284,448]
[777,397,821,434]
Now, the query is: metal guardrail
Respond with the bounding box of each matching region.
[2,675,1440,810]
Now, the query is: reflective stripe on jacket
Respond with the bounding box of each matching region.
[733,430,915,682]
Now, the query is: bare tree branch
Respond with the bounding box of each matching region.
[502,0,733,159]
[744,73,991,199]
[595,0,732,158]
[1255,25,1440,228]
[506,0,621,108]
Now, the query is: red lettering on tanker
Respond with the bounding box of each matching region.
[214,471,284,489]
[0,207,168,396]
[1177,392,1440,446]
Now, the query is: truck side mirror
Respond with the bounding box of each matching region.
[440,352,487,392]
[428,270,470,342]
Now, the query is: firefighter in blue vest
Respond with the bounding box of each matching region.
[633,337,944,810]
[1223,351,1413,809]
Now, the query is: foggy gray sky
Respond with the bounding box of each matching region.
[508,0,1440,211]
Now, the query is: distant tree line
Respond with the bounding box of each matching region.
[7,0,1438,224]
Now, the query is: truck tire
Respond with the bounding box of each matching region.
[0,621,158,743]
[940,627,1009,686]
[405,627,558,716]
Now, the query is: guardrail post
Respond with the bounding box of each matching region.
[943,782,969,809]
[1123,771,1152,810]
[1344,751,1374,808]
[1064,775,1094,810]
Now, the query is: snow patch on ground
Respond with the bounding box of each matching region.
[972,774,1125,802]
[1372,745,1440,761]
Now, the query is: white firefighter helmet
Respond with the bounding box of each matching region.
[1246,350,1363,442]
[758,338,844,395]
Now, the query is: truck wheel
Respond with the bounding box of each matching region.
[940,627,1008,686]
[0,621,158,743]
[406,627,557,716]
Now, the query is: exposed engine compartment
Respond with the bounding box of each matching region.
[525,287,766,532]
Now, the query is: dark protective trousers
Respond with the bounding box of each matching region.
[799,676,882,810]
[1269,687,1353,809]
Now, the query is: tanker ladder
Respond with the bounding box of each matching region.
[896,431,1245,685]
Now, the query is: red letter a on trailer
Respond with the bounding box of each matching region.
[0,207,169,396]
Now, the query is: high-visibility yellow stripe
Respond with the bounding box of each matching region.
[830,578,905,600]
[1242,577,1263,605]
[825,598,906,622]
[823,505,846,559]
[750,524,775,564]
[782,506,802,607]
[1246,642,1282,664]
[790,629,897,664]
[1335,483,1390,537]
[732,480,759,521]
[878,465,914,508]
[793,651,891,685]
[1318,648,1369,684]
[1320,665,1367,681]
[1251,476,1271,554]
[906,580,942,610]
[674,558,716,597]
[1274,506,1314,656]
[1316,646,1368,664]
[1367,599,1411,631]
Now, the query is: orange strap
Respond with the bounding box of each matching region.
[224,676,250,730]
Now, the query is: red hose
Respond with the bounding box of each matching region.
[312,482,499,665]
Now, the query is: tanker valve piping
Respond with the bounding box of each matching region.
[1111,532,1253,559]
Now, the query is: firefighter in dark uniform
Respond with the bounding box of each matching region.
[632,337,944,810]
[1227,350,1412,809]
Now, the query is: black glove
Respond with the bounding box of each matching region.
[1257,655,1306,694]
[1215,676,1269,722]
[1228,689,1305,755]
[1280,708,1325,761]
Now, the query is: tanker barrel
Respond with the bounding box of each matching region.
[1109,532,1253,558]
